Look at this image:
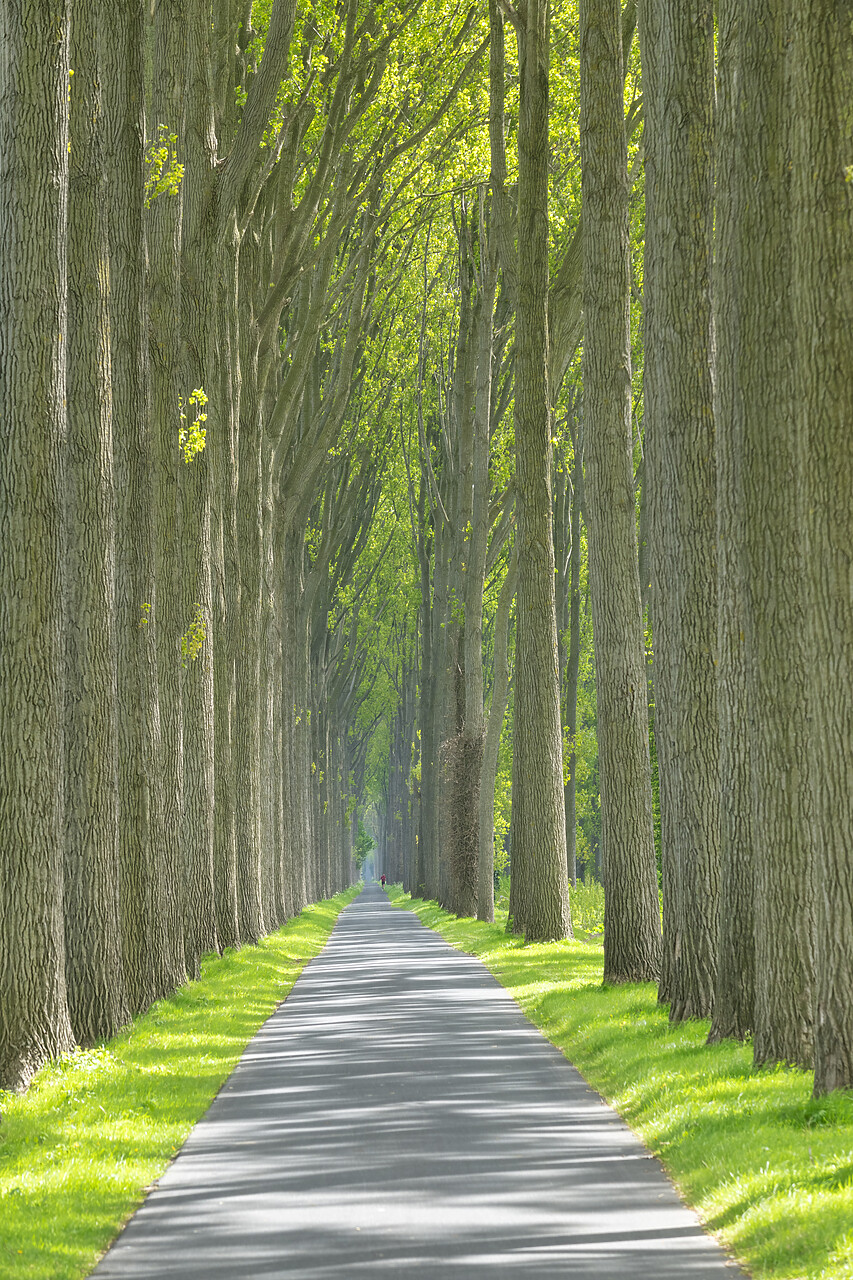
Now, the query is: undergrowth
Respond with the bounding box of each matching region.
[0,887,359,1280]
[388,885,853,1280]
[494,875,605,938]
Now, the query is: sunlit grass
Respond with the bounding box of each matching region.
[0,886,359,1280]
[388,885,853,1280]
[495,873,606,940]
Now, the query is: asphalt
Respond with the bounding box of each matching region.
[92,883,745,1278]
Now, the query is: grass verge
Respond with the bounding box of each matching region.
[388,885,853,1280]
[0,886,359,1280]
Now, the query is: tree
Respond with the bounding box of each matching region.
[739,0,814,1071]
[0,0,76,1090]
[579,0,660,982]
[106,0,170,1016]
[63,0,129,1044]
[148,0,191,994]
[639,0,718,1021]
[505,0,573,943]
[792,0,853,1095]
[708,0,755,1045]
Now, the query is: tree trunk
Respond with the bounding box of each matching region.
[740,0,814,1071]
[510,0,572,943]
[180,0,221,974]
[0,0,76,1091]
[235,263,265,943]
[579,0,660,980]
[64,0,129,1045]
[791,0,853,1095]
[708,0,755,1044]
[564,439,582,889]
[639,0,719,1022]
[149,0,189,994]
[478,552,518,922]
[106,0,167,1017]
[458,198,497,919]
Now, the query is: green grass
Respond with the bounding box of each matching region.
[495,873,606,940]
[388,885,853,1280]
[0,886,359,1280]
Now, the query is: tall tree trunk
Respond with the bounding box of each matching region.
[180,0,220,974]
[64,0,129,1045]
[708,0,755,1044]
[579,0,660,980]
[106,0,167,1016]
[639,0,719,1022]
[460,194,498,917]
[564,438,582,889]
[792,0,853,1096]
[510,0,572,943]
[279,528,305,914]
[740,0,814,1071]
[0,0,76,1091]
[478,551,518,922]
[235,274,265,943]
[149,0,189,994]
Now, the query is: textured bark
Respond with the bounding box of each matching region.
[180,0,220,973]
[791,0,853,1095]
[235,253,265,945]
[639,0,719,1022]
[0,0,76,1090]
[64,0,129,1045]
[510,0,572,943]
[564,442,582,888]
[549,3,638,390]
[553,420,581,889]
[457,198,497,919]
[213,267,241,952]
[580,0,660,981]
[439,208,475,915]
[415,468,435,900]
[419,633,441,901]
[149,0,189,993]
[434,521,455,907]
[478,552,518,922]
[280,529,306,917]
[708,0,755,1044]
[739,0,814,1071]
[106,0,169,1016]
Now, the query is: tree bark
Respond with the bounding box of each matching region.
[791,0,853,1095]
[739,0,814,1071]
[64,0,129,1045]
[478,551,517,921]
[458,195,497,919]
[639,0,719,1022]
[235,245,265,944]
[0,0,76,1091]
[564,433,582,889]
[106,0,168,1017]
[579,0,660,981]
[510,0,573,943]
[179,0,221,974]
[149,0,189,994]
[708,0,755,1044]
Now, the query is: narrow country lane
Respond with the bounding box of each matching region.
[92,886,744,1278]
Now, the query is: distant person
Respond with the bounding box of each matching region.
[380,873,387,887]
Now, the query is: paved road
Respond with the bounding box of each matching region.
[93,885,744,1278]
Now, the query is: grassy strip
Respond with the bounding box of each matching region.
[0,886,360,1279]
[388,886,853,1280]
